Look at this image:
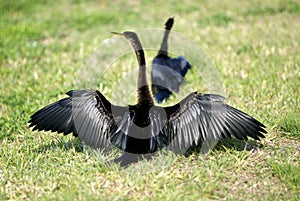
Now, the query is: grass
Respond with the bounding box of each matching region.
[1,0,300,200]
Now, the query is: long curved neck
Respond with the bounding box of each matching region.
[136,49,147,89]
[126,34,154,106]
[157,18,174,57]
[136,50,153,106]
[157,29,170,57]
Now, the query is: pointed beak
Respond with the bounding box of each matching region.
[111,32,124,36]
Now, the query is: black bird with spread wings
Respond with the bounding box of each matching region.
[151,17,192,103]
[29,31,266,166]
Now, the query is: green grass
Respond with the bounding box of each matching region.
[1,0,300,200]
[279,113,300,139]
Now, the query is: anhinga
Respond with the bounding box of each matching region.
[151,17,192,103]
[29,31,266,166]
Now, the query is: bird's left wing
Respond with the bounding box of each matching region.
[29,90,128,149]
[161,92,267,153]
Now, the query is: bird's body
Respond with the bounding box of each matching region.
[151,17,192,103]
[29,31,266,166]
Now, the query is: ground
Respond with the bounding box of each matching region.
[0,0,299,200]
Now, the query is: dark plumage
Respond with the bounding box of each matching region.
[29,31,266,166]
[151,17,192,103]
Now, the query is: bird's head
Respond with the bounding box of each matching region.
[111,31,138,41]
[165,17,174,30]
[111,31,142,52]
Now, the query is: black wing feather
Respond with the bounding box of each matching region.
[161,93,266,153]
[29,90,128,149]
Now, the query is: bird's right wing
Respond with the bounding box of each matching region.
[162,92,267,153]
[29,90,128,149]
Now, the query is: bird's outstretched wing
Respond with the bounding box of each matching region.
[29,90,128,149]
[161,92,267,153]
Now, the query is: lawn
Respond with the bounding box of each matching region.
[1,0,299,200]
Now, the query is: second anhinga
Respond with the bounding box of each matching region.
[151,17,192,103]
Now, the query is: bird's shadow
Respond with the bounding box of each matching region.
[185,138,264,156]
[217,138,264,151]
[34,138,84,153]
[33,138,264,167]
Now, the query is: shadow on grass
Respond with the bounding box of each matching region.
[216,138,264,151]
[33,137,265,167]
[185,138,264,156]
[34,138,84,153]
